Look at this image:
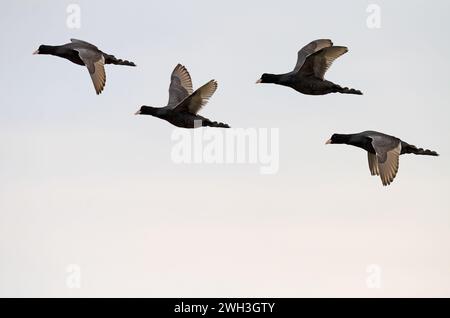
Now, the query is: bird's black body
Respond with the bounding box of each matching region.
[257,39,362,96]
[135,64,229,129]
[35,42,136,67]
[329,131,439,156]
[260,73,361,95]
[327,130,438,186]
[34,39,136,94]
[138,106,229,128]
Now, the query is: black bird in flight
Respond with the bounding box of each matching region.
[135,64,230,128]
[257,39,362,95]
[326,131,438,186]
[33,38,136,94]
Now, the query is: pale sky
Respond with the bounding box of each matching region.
[1,0,449,297]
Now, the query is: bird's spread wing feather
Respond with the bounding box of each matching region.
[167,64,193,108]
[293,39,333,73]
[367,153,380,176]
[299,46,348,79]
[173,80,217,114]
[369,136,402,186]
[75,48,106,95]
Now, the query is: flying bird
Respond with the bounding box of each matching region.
[33,39,136,94]
[325,131,439,186]
[256,39,362,95]
[135,64,230,128]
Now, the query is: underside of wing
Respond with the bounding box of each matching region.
[373,142,401,186]
[76,48,106,94]
[299,46,348,79]
[167,64,193,108]
[89,57,106,95]
[293,39,333,73]
[173,80,218,114]
[367,152,380,176]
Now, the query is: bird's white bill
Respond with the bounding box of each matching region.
[32,50,39,55]
[255,78,262,84]
[134,110,141,115]
[325,139,332,144]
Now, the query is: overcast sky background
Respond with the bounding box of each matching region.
[1,0,449,297]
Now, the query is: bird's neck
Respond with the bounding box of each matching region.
[336,134,374,152]
[38,45,60,55]
[263,73,283,84]
[332,134,354,145]
[140,106,166,117]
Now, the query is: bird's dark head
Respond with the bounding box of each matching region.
[256,73,279,84]
[325,133,350,145]
[134,106,158,116]
[33,45,53,55]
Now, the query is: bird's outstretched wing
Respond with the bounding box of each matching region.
[173,80,217,114]
[293,39,333,73]
[167,64,194,108]
[298,46,348,79]
[368,135,402,186]
[75,48,106,95]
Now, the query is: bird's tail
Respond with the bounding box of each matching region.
[334,85,363,95]
[401,142,439,156]
[202,120,230,128]
[104,54,136,66]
